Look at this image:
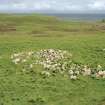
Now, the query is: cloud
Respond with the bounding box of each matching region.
[88,1,105,10]
[0,0,105,13]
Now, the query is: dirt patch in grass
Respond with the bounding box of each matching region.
[0,24,16,32]
[95,24,105,31]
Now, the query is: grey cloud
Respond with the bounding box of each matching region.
[0,0,105,13]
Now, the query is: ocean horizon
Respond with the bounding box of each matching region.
[44,13,105,21]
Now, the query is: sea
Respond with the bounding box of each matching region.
[44,13,105,22]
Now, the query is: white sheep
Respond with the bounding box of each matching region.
[70,75,77,80]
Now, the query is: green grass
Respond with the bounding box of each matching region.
[0,14,105,105]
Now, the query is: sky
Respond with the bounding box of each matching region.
[0,0,105,13]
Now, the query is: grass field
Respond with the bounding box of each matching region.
[0,14,105,105]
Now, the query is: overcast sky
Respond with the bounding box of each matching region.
[0,0,105,13]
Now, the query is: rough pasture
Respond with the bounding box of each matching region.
[0,14,105,105]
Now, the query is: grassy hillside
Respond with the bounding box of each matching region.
[0,14,105,105]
